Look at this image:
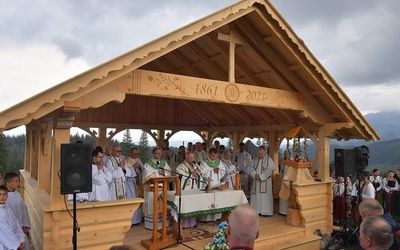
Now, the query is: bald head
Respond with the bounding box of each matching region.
[185,152,194,163]
[360,216,393,250]
[228,204,259,248]
[358,198,384,220]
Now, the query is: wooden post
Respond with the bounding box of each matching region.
[141,176,176,250]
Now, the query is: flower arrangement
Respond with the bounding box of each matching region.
[203,221,229,250]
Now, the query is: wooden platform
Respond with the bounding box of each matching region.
[123,213,321,250]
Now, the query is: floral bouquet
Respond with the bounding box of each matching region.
[203,221,229,250]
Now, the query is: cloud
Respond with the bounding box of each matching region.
[0,0,399,118]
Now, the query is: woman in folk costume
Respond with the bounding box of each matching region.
[198,147,226,222]
[248,146,275,216]
[176,152,203,228]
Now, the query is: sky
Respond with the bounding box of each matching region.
[1,0,399,140]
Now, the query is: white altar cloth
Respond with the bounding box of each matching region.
[167,189,248,220]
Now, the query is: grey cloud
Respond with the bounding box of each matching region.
[52,36,83,60]
[271,0,400,88]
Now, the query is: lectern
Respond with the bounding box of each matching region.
[141,176,177,250]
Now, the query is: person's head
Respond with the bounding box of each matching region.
[387,170,394,179]
[219,145,226,155]
[359,216,393,250]
[163,139,169,148]
[372,169,380,177]
[202,142,207,150]
[0,185,8,204]
[208,148,218,161]
[104,144,112,156]
[396,166,400,176]
[257,146,266,158]
[363,171,371,182]
[358,198,384,220]
[239,142,245,153]
[186,152,195,163]
[111,145,122,157]
[95,146,103,153]
[3,172,19,191]
[224,151,232,161]
[129,147,139,158]
[195,142,202,152]
[283,149,291,160]
[228,204,259,249]
[214,140,220,149]
[152,148,162,160]
[187,142,193,151]
[178,146,185,155]
[92,150,104,164]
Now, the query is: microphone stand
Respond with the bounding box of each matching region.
[160,166,200,250]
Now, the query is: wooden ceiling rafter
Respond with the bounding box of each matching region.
[254,9,359,126]
[209,104,239,127]
[252,107,277,124]
[234,17,332,123]
[185,41,228,81]
[228,105,256,126]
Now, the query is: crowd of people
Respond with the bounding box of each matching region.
[0,139,279,249]
[60,140,276,231]
[331,167,400,250]
[332,167,400,223]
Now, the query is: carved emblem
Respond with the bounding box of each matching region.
[224,83,240,102]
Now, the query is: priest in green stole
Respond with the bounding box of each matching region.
[142,147,171,229]
[249,146,275,216]
[198,147,226,221]
[176,152,204,228]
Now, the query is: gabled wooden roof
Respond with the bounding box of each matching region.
[0,0,379,141]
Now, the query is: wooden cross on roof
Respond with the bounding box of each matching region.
[218,27,246,83]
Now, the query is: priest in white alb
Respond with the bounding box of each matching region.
[248,146,275,216]
[176,152,204,228]
[198,148,226,221]
[142,147,172,229]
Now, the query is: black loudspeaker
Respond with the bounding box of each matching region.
[61,143,92,194]
[334,148,356,178]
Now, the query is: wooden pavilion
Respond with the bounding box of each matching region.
[0,0,379,249]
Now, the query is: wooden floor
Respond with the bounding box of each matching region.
[122,213,308,250]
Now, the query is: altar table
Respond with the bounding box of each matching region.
[167,189,248,221]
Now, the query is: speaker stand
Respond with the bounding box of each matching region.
[72,193,78,250]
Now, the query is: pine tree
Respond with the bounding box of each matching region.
[120,129,133,156]
[138,130,150,163]
[0,134,9,176]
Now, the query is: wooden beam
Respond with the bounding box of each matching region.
[116,69,305,110]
